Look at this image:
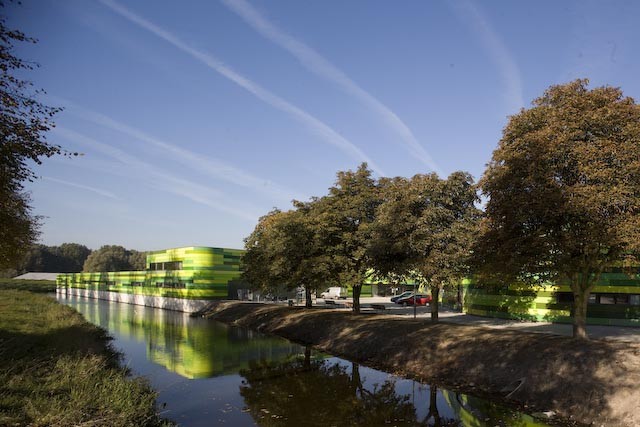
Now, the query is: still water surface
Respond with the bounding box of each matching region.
[58,295,552,427]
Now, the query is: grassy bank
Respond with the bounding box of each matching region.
[0,278,56,293]
[0,290,170,427]
[202,301,640,427]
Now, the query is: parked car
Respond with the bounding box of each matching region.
[321,287,343,299]
[390,291,413,303]
[396,294,432,306]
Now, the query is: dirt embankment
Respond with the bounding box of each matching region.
[201,301,640,426]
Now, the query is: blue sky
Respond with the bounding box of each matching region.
[9,0,640,250]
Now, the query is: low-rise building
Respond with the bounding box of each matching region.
[57,246,245,300]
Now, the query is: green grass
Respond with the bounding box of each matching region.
[0,278,56,293]
[0,290,171,427]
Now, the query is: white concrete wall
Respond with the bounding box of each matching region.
[56,287,212,313]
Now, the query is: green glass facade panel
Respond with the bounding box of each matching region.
[462,271,640,325]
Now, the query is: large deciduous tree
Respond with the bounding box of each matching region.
[243,204,337,307]
[1,5,67,269]
[0,4,61,268]
[18,242,91,273]
[476,79,640,339]
[319,163,381,313]
[83,245,141,272]
[242,209,283,297]
[370,172,480,322]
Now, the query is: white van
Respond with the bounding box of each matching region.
[320,287,342,300]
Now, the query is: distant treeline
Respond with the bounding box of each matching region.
[2,244,147,277]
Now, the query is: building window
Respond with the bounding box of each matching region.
[597,294,630,305]
[558,292,634,305]
[599,295,616,304]
[556,293,574,303]
[149,261,183,271]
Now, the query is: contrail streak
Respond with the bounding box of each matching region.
[53,126,261,221]
[58,99,303,203]
[44,176,121,200]
[99,0,385,175]
[450,0,524,113]
[221,0,443,175]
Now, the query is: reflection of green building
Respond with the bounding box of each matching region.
[66,297,302,379]
[441,389,550,427]
[462,270,640,326]
[57,247,245,300]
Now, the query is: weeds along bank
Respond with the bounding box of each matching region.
[202,301,640,427]
[0,290,169,427]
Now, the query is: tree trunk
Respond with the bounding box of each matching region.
[430,285,440,323]
[305,287,313,308]
[425,385,441,427]
[304,345,311,369]
[352,284,361,314]
[351,362,362,397]
[572,287,589,340]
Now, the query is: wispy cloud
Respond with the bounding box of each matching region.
[221,0,443,175]
[57,99,303,203]
[44,176,121,200]
[98,0,384,175]
[53,126,261,222]
[450,0,524,113]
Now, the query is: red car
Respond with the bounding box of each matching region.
[396,294,432,306]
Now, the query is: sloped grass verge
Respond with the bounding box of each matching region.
[0,290,170,427]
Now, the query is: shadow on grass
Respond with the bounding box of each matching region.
[0,279,56,293]
[0,323,120,366]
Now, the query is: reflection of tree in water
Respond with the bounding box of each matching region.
[240,351,460,426]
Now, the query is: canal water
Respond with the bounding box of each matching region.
[58,295,553,427]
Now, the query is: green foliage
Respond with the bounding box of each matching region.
[369,172,481,321]
[244,163,480,315]
[128,249,147,270]
[0,4,70,269]
[83,245,146,272]
[243,206,338,307]
[17,243,91,273]
[317,163,382,312]
[0,188,37,270]
[242,163,382,312]
[0,290,170,426]
[0,278,55,292]
[476,79,640,338]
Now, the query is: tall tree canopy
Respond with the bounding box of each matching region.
[17,243,91,273]
[475,79,640,339]
[0,4,68,268]
[83,245,145,272]
[369,172,481,321]
[319,163,381,313]
[242,204,338,307]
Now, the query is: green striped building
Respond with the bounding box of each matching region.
[463,270,640,327]
[57,246,245,300]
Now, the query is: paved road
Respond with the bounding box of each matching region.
[298,297,640,343]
